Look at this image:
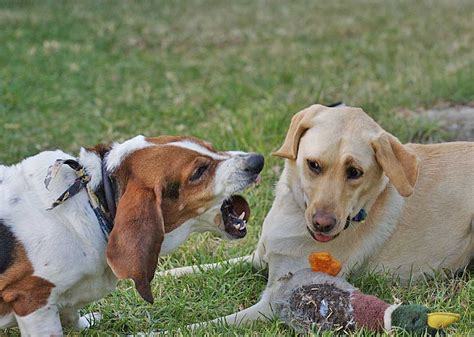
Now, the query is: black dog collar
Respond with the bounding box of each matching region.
[45,158,116,239]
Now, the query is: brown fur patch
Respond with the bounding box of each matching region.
[0,300,11,316]
[87,143,112,159]
[0,243,55,317]
[146,135,215,152]
[162,181,181,200]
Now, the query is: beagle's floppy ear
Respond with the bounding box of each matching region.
[106,179,164,304]
[372,133,420,197]
[273,104,326,160]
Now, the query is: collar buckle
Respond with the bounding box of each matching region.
[351,209,367,223]
[344,208,367,230]
[45,157,116,239]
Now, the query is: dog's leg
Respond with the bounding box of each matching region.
[0,313,17,328]
[15,304,63,336]
[187,290,273,330]
[158,253,266,277]
[60,307,102,330]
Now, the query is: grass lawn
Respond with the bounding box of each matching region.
[1,0,472,335]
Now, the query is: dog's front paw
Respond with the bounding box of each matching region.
[78,312,102,329]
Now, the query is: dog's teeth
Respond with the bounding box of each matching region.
[238,212,246,220]
[233,223,241,230]
[240,221,247,230]
[255,175,261,186]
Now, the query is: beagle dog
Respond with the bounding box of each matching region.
[161,105,473,330]
[0,135,264,336]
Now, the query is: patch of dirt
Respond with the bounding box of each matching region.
[399,103,474,141]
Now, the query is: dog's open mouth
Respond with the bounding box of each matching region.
[306,226,338,243]
[221,195,250,239]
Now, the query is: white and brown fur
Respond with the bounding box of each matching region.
[0,135,262,335]
[161,104,473,329]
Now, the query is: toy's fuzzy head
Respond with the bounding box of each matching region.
[391,305,434,335]
[392,306,461,336]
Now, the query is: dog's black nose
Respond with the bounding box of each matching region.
[312,210,336,233]
[244,153,264,174]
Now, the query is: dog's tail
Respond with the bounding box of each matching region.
[157,253,264,277]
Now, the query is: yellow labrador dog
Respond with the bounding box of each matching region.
[161,104,473,328]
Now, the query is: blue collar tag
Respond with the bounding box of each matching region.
[351,209,367,222]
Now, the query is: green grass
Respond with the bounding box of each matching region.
[1,0,472,335]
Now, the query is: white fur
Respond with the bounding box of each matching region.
[167,141,228,160]
[79,148,103,190]
[226,151,248,156]
[106,135,154,171]
[16,305,62,337]
[0,150,117,335]
[0,313,16,328]
[214,155,254,196]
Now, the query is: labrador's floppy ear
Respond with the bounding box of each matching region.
[371,133,420,197]
[273,104,326,160]
[106,179,164,304]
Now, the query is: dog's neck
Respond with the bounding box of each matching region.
[78,135,153,197]
[78,147,133,241]
[79,146,111,192]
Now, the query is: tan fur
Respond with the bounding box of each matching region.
[368,142,473,275]
[273,104,327,160]
[162,105,473,330]
[371,133,419,197]
[274,104,472,276]
[0,300,11,316]
[0,243,54,317]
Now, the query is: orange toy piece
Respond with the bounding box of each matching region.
[308,252,342,276]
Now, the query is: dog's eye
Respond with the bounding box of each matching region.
[347,166,363,180]
[307,160,321,175]
[189,164,208,182]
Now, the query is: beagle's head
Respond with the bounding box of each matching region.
[83,135,264,303]
[273,105,419,243]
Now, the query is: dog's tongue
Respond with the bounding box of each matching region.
[314,233,335,242]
